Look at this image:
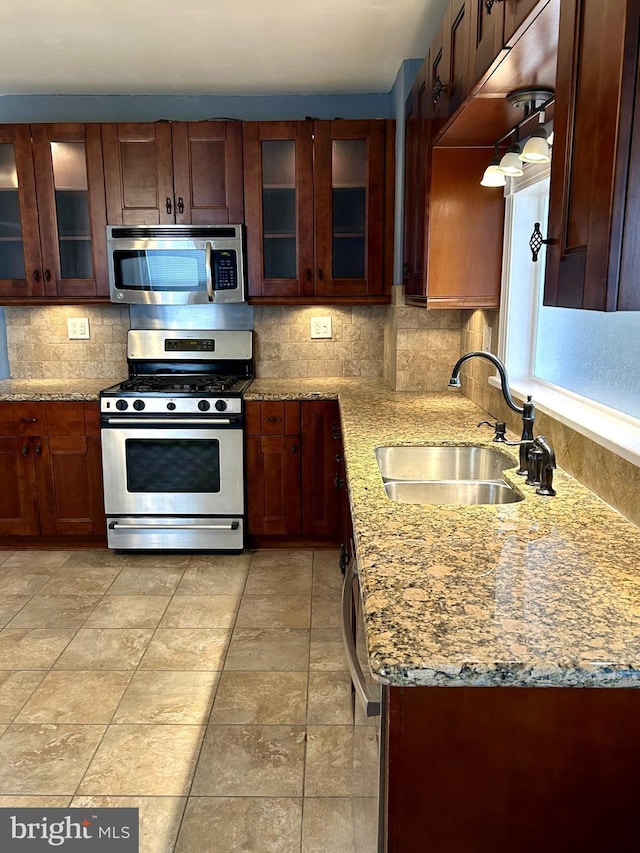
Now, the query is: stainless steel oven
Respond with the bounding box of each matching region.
[100,329,252,551]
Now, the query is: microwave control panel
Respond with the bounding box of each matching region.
[212,249,239,290]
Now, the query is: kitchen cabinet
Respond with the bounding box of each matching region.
[0,123,108,302]
[468,0,508,86]
[242,119,393,303]
[0,401,105,537]
[431,0,472,140]
[403,61,429,296]
[384,684,640,852]
[102,121,244,226]
[504,0,542,43]
[245,399,344,545]
[544,0,640,311]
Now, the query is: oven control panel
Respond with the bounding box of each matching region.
[101,396,243,415]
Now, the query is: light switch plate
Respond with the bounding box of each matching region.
[67,317,90,339]
[310,316,332,339]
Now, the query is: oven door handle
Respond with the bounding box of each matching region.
[205,241,214,302]
[109,521,240,530]
[103,417,234,426]
[341,554,381,718]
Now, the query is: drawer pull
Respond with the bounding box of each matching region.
[265,416,282,422]
[21,417,39,423]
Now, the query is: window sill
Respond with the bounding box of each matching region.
[488,375,640,470]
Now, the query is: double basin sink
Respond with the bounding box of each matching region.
[375,444,523,506]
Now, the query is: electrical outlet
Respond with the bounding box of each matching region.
[67,317,90,340]
[310,316,332,339]
[482,324,492,352]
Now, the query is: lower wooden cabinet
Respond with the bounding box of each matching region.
[245,399,345,545]
[0,401,105,537]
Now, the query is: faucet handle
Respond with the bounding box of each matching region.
[477,420,507,442]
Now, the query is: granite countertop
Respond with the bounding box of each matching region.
[0,378,107,401]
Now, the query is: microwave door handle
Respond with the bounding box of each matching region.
[205,241,214,302]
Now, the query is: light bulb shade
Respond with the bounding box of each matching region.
[520,127,551,163]
[480,163,506,187]
[499,145,524,176]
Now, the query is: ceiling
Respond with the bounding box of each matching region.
[0,0,449,97]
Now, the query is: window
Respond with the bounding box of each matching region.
[497,166,640,467]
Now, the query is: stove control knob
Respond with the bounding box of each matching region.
[198,400,211,412]
[115,399,128,411]
[215,399,228,412]
[167,402,177,411]
[133,400,145,411]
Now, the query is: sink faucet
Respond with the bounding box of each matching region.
[448,351,535,476]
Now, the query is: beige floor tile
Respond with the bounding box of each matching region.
[37,566,123,596]
[0,629,76,670]
[0,796,72,806]
[107,566,187,596]
[62,551,190,570]
[71,795,187,853]
[307,672,354,725]
[311,593,342,629]
[191,725,305,797]
[246,554,313,596]
[301,797,378,853]
[83,595,171,629]
[312,550,343,584]
[0,672,46,724]
[175,796,302,853]
[159,595,240,629]
[0,725,6,737]
[15,671,132,724]
[224,629,309,672]
[176,563,249,595]
[210,672,308,725]
[1,551,72,571]
[0,596,31,629]
[0,723,105,795]
[304,726,379,797]
[53,629,153,671]
[139,629,230,671]
[236,595,312,629]
[7,595,101,630]
[0,551,14,566]
[77,724,205,796]
[309,629,349,671]
[113,671,220,724]
[0,569,57,596]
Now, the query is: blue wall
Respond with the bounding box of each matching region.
[0,309,8,378]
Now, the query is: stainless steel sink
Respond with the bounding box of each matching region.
[383,480,523,505]
[375,444,523,506]
[375,444,516,481]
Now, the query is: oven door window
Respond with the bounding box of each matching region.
[125,438,220,493]
[113,249,207,293]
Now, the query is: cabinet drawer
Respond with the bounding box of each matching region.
[0,402,45,436]
[46,401,86,435]
[245,401,301,435]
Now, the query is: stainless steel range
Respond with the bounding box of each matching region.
[100,329,253,552]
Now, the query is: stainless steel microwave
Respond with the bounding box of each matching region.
[107,224,246,305]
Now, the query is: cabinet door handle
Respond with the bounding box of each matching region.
[334,472,345,492]
[21,443,29,456]
[432,75,447,104]
[33,269,41,282]
[44,268,52,282]
[166,197,173,215]
[35,444,42,455]
[317,267,324,280]
[484,0,504,12]
[332,421,340,440]
[335,453,344,463]
[265,416,282,422]
[177,197,185,214]
[291,442,298,454]
[305,268,312,281]
[21,417,39,423]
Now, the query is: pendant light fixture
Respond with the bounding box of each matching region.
[480,148,506,187]
[499,142,524,176]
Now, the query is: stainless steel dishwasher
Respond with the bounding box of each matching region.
[341,548,386,853]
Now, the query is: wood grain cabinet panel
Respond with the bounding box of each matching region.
[0,401,105,537]
[544,0,640,311]
[504,0,542,44]
[301,400,342,539]
[0,123,108,302]
[103,121,243,226]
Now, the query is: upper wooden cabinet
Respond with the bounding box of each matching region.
[544,0,640,311]
[0,123,108,301]
[102,121,244,226]
[243,119,394,303]
[430,0,472,140]
[403,60,429,297]
[468,0,542,86]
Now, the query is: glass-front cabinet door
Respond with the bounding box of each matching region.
[313,120,385,298]
[0,126,44,298]
[243,121,314,298]
[32,124,108,299]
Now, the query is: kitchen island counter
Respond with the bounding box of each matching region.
[251,378,640,690]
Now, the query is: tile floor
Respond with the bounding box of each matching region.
[0,548,378,852]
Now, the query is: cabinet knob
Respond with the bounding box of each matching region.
[484,0,504,13]
[33,270,40,282]
[317,267,324,280]
[21,443,29,456]
[166,197,173,215]
[291,442,298,454]
[306,268,312,281]
[177,197,185,215]
[44,269,52,282]
[35,443,42,455]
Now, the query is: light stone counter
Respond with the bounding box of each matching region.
[250,378,640,689]
[0,378,106,402]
